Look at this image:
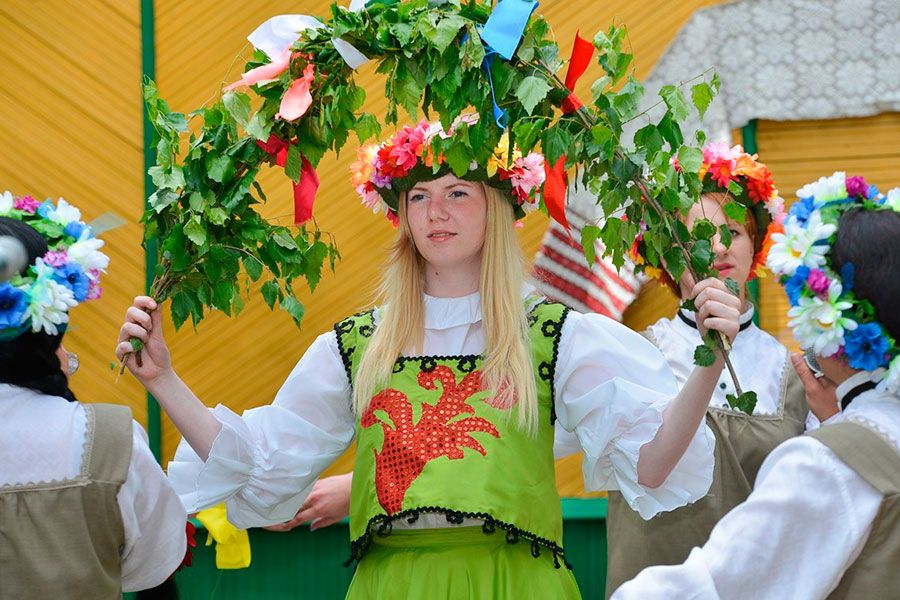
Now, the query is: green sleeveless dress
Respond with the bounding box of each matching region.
[334,301,581,599]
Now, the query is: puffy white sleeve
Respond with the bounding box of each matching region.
[554,311,715,519]
[119,421,187,592]
[167,330,356,529]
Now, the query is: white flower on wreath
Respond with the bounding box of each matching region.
[67,234,110,273]
[27,259,77,335]
[885,188,900,212]
[0,191,14,215]
[44,198,82,227]
[877,355,900,394]
[796,172,847,203]
[766,211,837,276]
[787,278,857,357]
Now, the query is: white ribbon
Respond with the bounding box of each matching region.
[246,3,371,71]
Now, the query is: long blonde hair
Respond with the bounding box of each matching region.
[352,184,538,433]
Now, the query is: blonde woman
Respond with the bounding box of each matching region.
[117,120,740,599]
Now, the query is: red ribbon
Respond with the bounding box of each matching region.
[257,135,320,225]
[543,156,569,231]
[561,31,595,114]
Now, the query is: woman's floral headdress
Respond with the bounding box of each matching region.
[350,114,546,225]
[0,192,109,340]
[766,172,900,392]
[631,142,786,283]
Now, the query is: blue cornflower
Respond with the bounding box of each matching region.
[36,200,55,219]
[844,322,891,371]
[52,263,90,302]
[0,283,29,329]
[784,265,810,306]
[64,221,90,240]
[788,196,818,226]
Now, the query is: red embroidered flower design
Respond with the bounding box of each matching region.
[361,365,500,515]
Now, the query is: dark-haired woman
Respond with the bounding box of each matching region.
[613,174,900,599]
[0,199,186,598]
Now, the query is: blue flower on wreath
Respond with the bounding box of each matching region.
[788,196,819,226]
[844,322,891,371]
[52,263,90,302]
[0,283,29,329]
[64,221,90,240]
[36,200,55,219]
[785,265,810,306]
[866,184,880,200]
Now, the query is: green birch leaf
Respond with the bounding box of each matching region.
[273,231,299,250]
[718,223,733,249]
[246,110,273,141]
[243,256,264,282]
[184,216,207,246]
[660,85,691,122]
[723,201,747,222]
[207,155,235,183]
[727,391,758,414]
[724,277,740,297]
[284,143,303,183]
[677,146,703,174]
[282,295,305,325]
[223,91,252,127]
[433,15,466,53]
[581,224,601,266]
[691,218,716,241]
[516,75,552,116]
[693,342,717,367]
[690,82,714,119]
[261,280,280,310]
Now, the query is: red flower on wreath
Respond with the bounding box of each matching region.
[361,365,500,515]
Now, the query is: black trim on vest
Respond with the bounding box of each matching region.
[841,381,877,410]
[333,310,375,388]
[344,507,573,570]
[530,302,571,426]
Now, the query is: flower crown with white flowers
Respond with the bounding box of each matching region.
[766,172,900,393]
[350,114,546,225]
[0,192,109,340]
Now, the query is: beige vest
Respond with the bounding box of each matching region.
[807,421,900,599]
[0,403,133,599]
[605,357,808,597]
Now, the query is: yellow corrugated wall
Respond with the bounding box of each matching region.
[0,2,148,422]
[3,2,897,499]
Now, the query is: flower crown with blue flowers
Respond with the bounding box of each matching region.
[0,191,109,340]
[766,172,900,393]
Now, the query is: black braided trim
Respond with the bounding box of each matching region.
[333,310,375,389]
[547,306,571,426]
[343,507,571,570]
[391,354,482,374]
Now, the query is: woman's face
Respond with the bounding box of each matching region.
[405,173,487,274]
[679,195,755,298]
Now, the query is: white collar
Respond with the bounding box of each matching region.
[835,369,885,405]
[677,304,755,332]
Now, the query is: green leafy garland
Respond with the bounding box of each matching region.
[140,0,755,411]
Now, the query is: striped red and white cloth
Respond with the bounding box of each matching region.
[531,180,644,321]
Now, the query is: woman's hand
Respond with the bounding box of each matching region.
[115,296,171,385]
[691,278,742,344]
[264,473,352,532]
[790,353,840,422]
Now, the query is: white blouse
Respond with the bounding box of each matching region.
[168,290,716,528]
[555,306,820,459]
[0,384,187,592]
[611,370,899,600]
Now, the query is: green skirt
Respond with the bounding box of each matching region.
[346,526,582,599]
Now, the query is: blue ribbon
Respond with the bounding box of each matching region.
[481,0,539,60]
[478,0,539,128]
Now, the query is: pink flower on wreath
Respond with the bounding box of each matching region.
[42,250,68,268]
[14,195,40,213]
[508,153,545,198]
[701,141,738,188]
[387,120,430,174]
[845,176,868,199]
[807,269,831,296]
[358,184,381,211]
[350,144,378,188]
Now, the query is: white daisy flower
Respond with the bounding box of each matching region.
[766,211,836,276]
[67,235,110,272]
[877,355,900,394]
[44,197,82,226]
[787,278,857,357]
[27,259,77,335]
[796,172,846,202]
[885,188,900,212]
[0,191,14,215]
